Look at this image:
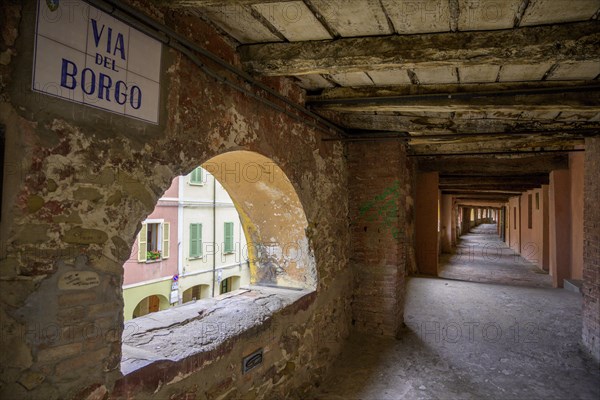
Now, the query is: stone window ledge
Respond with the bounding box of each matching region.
[121,286,312,376]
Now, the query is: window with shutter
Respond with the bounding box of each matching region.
[224,222,234,253]
[162,222,170,258]
[190,223,202,258]
[138,223,148,262]
[189,167,203,185]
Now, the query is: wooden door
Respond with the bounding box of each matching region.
[148,295,160,313]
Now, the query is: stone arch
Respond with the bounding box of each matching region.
[203,150,316,290]
[0,3,349,395]
[181,284,210,303]
[131,294,169,319]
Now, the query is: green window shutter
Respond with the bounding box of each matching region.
[190,223,202,258]
[198,224,203,256]
[162,222,170,259]
[189,224,197,258]
[138,224,148,262]
[224,222,234,253]
[190,167,203,184]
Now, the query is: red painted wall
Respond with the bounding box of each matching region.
[549,170,571,288]
[415,172,439,275]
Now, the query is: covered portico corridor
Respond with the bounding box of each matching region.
[2,1,599,399]
[439,223,552,288]
[314,218,595,398]
[314,276,599,400]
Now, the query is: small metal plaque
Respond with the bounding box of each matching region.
[242,348,263,374]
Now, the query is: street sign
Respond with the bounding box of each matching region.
[33,0,162,123]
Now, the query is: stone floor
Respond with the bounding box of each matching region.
[314,226,599,399]
[438,224,552,288]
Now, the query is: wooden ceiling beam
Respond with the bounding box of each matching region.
[418,154,569,174]
[307,85,600,113]
[439,175,549,186]
[440,184,541,190]
[170,0,287,6]
[240,22,600,76]
[316,111,600,135]
[312,81,596,100]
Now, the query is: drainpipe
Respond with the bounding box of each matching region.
[211,175,216,297]
[177,176,184,304]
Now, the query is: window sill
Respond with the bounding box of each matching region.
[143,259,162,264]
[120,286,312,376]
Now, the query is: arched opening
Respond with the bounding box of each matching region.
[203,151,316,290]
[219,276,240,295]
[131,294,170,319]
[182,284,210,303]
[120,150,316,376]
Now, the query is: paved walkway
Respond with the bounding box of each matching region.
[438,224,552,288]
[314,277,598,400]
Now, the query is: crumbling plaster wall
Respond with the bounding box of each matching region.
[0,1,351,399]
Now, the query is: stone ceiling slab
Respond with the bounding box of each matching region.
[367,70,412,85]
[548,61,600,80]
[414,66,458,84]
[310,0,392,37]
[252,1,332,41]
[520,0,600,26]
[458,0,521,31]
[295,74,334,90]
[498,63,554,82]
[329,72,374,86]
[200,5,282,43]
[381,0,451,34]
[459,65,500,83]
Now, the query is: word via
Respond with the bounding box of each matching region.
[91,18,125,72]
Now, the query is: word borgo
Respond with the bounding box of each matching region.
[60,59,142,109]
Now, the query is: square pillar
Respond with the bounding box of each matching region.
[549,169,571,288]
[415,172,439,275]
[441,194,453,253]
[348,141,413,337]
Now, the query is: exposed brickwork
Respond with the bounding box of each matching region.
[583,137,600,362]
[0,1,351,398]
[348,141,413,337]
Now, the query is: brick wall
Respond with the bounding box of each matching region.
[582,137,600,362]
[0,1,352,398]
[348,141,413,337]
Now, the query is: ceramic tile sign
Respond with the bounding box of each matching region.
[32,0,162,124]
